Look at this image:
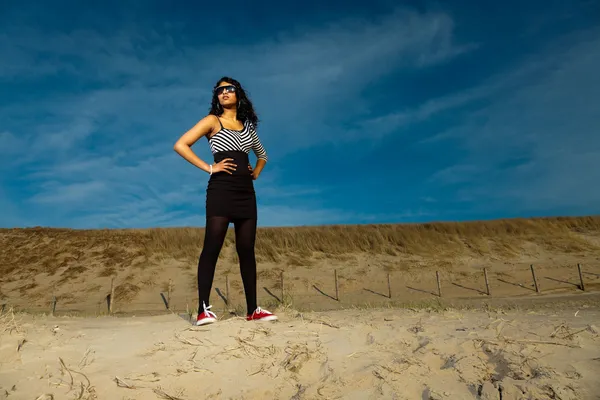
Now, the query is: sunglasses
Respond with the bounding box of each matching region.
[215,85,236,95]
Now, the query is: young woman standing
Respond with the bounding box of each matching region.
[173,77,277,326]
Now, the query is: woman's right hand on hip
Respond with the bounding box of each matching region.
[212,158,237,174]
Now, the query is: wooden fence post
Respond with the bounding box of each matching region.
[387,273,392,299]
[167,279,173,310]
[436,271,442,297]
[280,271,284,303]
[226,274,230,306]
[530,264,539,293]
[577,263,585,291]
[483,268,491,296]
[334,269,339,301]
[51,295,57,316]
[109,277,115,314]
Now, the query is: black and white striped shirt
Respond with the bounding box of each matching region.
[208,118,268,161]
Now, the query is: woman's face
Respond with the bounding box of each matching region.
[215,81,237,107]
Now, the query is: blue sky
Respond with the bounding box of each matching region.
[1,0,599,228]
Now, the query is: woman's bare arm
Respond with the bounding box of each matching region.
[173,116,217,173]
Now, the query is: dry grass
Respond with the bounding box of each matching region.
[18,282,38,295]
[114,283,141,302]
[0,306,23,335]
[1,216,599,303]
[57,266,88,284]
[1,217,598,268]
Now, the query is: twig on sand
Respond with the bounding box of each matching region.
[188,348,198,361]
[549,322,590,341]
[212,335,276,361]
[475,338,581,348]
[174,332,203,346]
[305,318,340,329]
[153,387,186,400]
[78,348,94,369]
[237,336,277,358]
[372,369,385,380]
[550,323,568,338]
[114,376,138,389]
[561,327,589,340]
[317,320,340,329]
[290,384,306,400]
[116,376,186,400]
[249,365,267,376]
[248,326,273,338]
[59,357,75,389]
[126,372,161,383]
[58,357,94,399]
[76,381,87,400]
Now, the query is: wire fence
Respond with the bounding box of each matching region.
[2,262,599,317]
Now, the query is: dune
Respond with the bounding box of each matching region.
[1,216,600,315]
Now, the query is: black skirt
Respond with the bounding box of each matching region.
[206,151,257,220]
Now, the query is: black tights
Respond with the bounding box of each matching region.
[197,216,257,315]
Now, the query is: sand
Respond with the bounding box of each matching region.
[1,301,599,400]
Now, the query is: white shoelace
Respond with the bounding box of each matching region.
[203,303,217,318]
[254,306,269,315]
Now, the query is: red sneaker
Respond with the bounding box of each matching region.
[247,307,278,322]
[195,303,217,326]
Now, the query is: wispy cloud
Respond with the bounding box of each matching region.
[1,8,470,151]
[0,7,469,228]
[29,181,107,204]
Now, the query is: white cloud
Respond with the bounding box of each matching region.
[0,7,471,157]
[0,7,470,228]
[29,181,107,204]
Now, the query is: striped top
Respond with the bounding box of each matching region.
[208,117,268,162]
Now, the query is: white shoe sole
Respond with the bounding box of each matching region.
[252,316,278,322]
[195,318,217,326]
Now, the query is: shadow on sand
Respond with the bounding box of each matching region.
[406,286,439,297]
[451,282,487,295]
[497,278,535,292]
[544,276,580,289]
[363,288,390,298]
[263,287,282,303]
[312,285,338,301]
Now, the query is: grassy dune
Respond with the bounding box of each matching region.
[2,216,599,269]
[1,216,599,311]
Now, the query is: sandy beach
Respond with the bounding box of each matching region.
[1,296,599,400]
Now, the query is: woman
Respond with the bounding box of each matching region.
[173,77,277,326]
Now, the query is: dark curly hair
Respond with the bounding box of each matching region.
[209,76,259,128]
